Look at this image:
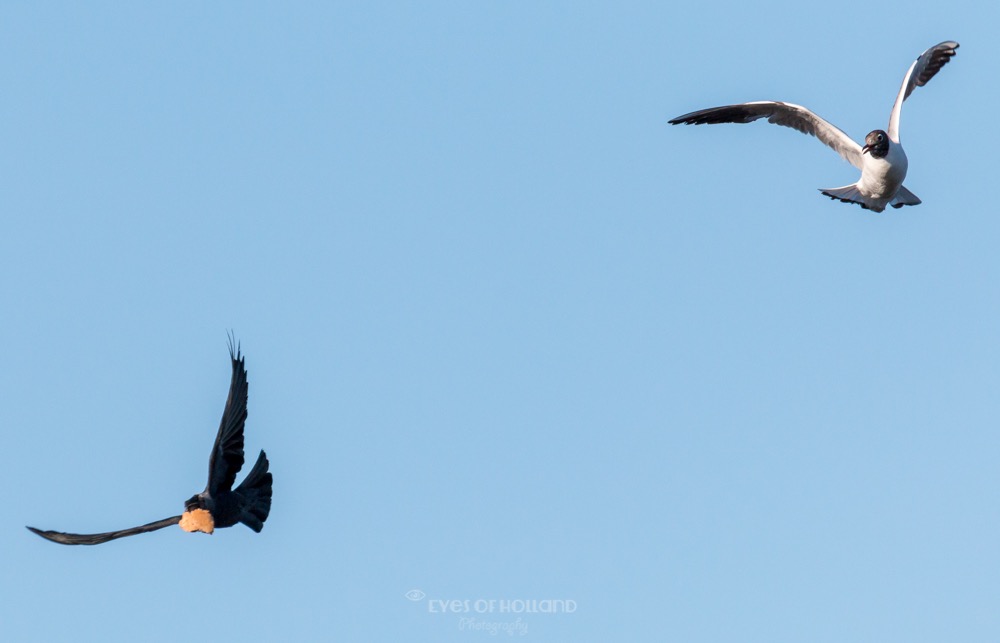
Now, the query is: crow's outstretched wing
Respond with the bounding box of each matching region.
[207,335,248,494]
[26,515,182,546]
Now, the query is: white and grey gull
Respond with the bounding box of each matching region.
[669,42,959,212]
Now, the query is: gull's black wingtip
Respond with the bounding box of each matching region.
[668,105,763,126]
[668,111,701,125]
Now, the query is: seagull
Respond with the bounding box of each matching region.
[27,336,273,545]
[669,41,959,212]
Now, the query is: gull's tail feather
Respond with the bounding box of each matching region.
[26,515,182,546]
[890,185,921,209]
[234,450,272,532]
[819,184,880,211]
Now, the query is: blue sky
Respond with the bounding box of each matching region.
[1,2,995,641]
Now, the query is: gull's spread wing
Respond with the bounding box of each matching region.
[670,101,863,169]
[888,41,959,142]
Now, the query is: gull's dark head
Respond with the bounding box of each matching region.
[862,130,889,159]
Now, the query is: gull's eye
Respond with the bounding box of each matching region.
[878,133,885,141]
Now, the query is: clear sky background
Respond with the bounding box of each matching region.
[1,2,995,641]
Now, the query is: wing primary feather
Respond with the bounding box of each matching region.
[907,41,959,99]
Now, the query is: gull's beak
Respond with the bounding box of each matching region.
[861,143,871,155]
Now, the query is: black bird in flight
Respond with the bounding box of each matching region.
[27,337,273,545]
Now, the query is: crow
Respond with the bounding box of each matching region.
[27,336,272,545]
